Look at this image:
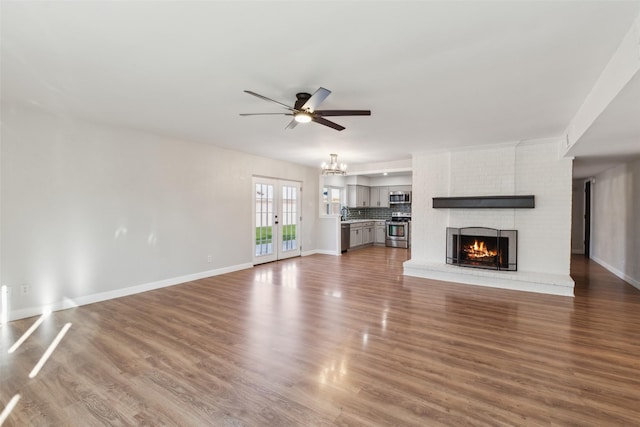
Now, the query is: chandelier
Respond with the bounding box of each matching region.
[321,153,347,175]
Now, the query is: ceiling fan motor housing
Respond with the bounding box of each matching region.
[294,93,312,110]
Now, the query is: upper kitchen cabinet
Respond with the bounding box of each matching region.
[348,185,370,207]
[370,186,389,208]
[388,185,412,192]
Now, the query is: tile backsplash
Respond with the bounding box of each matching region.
[344,204,411,220]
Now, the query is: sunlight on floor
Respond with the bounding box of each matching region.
[8,313,49,354]
[0,394,21,425]
[29,323,72,378]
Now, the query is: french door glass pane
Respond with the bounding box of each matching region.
[255,183,274,256]
[281,185,297,251]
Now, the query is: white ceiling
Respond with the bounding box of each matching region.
[2,1,639,174]
[570,72,640,178]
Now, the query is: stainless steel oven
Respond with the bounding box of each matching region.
[385,212,411,248]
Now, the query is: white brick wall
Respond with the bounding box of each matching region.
[407,139,574,295]
[412,152,450,261]
[450,145,516,196]
[514,141,573,275]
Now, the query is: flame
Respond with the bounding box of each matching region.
[463,239,497,259]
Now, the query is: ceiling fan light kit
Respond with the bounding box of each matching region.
[321,154,347,176]
[294,112,312,123]
[240,87,371,131]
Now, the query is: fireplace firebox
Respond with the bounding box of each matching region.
[446,227,517,271]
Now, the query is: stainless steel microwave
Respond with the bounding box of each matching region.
[389,191,411,204]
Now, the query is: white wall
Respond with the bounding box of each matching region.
[591,158,640,289]
[367,175,412,187]
[1,103,320,320]
[316,217,341,256]
[406,140,575,296]
[345,175,413,187]
[347,158,412,175]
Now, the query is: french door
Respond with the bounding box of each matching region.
[253,177,302,264]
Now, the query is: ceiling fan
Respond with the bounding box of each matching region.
[240,87,371,131]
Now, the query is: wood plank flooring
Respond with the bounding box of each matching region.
[1,248,640,426]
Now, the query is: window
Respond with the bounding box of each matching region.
[322,186,342,215]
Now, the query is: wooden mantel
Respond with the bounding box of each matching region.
[432,195,535,209]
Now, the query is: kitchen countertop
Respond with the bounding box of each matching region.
[341,219,387,224]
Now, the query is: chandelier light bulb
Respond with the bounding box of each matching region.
[321,154,347,176]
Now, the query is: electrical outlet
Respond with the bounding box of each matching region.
[21,285,30,295]
[207,255,212,263]
[2,286,12,298]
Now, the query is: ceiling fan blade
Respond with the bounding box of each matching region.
[239,113,293,116]
[244,90,295,111]
[285,118,299,130]
[314,110,371,117]
[301,87,331,111]
[312,116,345,131]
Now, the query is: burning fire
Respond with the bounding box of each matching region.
[463,240,497,259]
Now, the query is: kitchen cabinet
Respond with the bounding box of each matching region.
[347,185,370,208]
[369,186,389,208]
[375,221,386,245]
[362,222,374,245]
[348,221,376,249]
[350,225,363,247]
[389,185,412,192]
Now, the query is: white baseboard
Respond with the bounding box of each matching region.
[590,256,640,291]
[6,263,253,322]
[302,249,341,256]
[403,260,575,297]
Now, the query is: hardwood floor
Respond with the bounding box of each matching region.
[2,248,640,426]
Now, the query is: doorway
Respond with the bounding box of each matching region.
[253,177,302,264]
[584,180,591,258]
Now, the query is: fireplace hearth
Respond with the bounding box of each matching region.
[446,227,517,271]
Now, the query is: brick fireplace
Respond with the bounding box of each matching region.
[403,140,575,296]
